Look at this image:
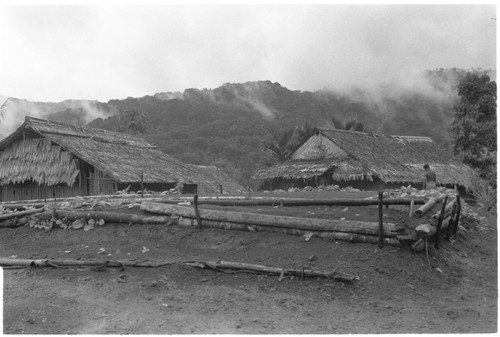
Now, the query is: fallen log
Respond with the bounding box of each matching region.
[153,198,426,207]
[0,218,26,228]
[177,218,401,246]
[141,202,397,236]
[185,260,359,283]
[45,210,173,225]
[0,203,46,210]
[0,257,358,283]
[414,196,444,218]
[0,258,178,268]
[0,208,44,222]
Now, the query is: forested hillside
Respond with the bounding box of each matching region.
[1,68,494,186]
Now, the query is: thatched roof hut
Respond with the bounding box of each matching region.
[252,128,477,191]
[0,116,222,201]
[189,165,246,195]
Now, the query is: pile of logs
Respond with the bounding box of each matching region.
[408,194,462,251]
[140,201,401,246]
[1,189,466,251]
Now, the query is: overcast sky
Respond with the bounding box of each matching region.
[0,3,496,102]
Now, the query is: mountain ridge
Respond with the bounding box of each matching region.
[0,68,495,185]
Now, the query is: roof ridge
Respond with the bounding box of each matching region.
[316,127,369,135]
[25,115,146,141]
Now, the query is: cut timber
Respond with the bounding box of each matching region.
[46,210,172,225]
[414,196,444,218]
[0,203,46,210]
[177,218,401,246]
[0,218,25,228]
[431,198,456,220]
[141,202,397,236]
[0,208,44,221]
[415,218,450,238]
[185,260,359,283]
[151,198,425,207]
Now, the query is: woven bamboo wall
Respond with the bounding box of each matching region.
[0,181,83,202]
[87,167,116,196]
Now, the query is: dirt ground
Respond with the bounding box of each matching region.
[1,191,497,334]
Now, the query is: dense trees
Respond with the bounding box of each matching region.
[60,71,493,186]
[117,108,150,134]
[450,73,497,183]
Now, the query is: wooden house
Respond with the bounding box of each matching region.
[0,116,214,201]
[252,128,477,191]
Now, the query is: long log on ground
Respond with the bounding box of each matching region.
[141,202,397,236]
[0,257,357,282]
[0,218,29,228]
[177,218,401,246]
[185,260,358,282]
[45,210,172,225]
[0,258,179,268]
[0,208,44,221]
[414,196,444,218]
[0,203,46,210]
[152,198,426,207]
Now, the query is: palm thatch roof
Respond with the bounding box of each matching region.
[0,116,206,186]
[253,128,477,189]
[189,165,245,195]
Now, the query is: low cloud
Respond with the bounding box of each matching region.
[0,96,112,139]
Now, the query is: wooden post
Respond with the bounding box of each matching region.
[409,198,415,217]
[220,184,223,195]
[140,171,144,199]
[280,198,284,208]
[43,172,46,203]
[78,160,82,195]
[434,195,448,250]
[378,191,384,249]
[96,168,100,195]
[194,194,202,229]
[452,195,461,236]
[446,198,457,241]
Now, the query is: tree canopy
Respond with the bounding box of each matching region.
[450,73,496,182]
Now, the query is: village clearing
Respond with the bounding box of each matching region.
[1,189,497,334]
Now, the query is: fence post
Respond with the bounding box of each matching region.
[409,198,415,217]
[140,171,144,199]
[452,195,461,236]
[434,195,448,250]
[194,194,202,229]
[378,191,384,249]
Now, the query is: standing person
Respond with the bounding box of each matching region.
[423,164,437,190]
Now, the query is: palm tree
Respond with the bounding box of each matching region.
[262,124,295,162]
[261,122,317,166]
[331,116,365,132]
[0,97,10,123]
